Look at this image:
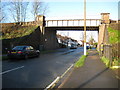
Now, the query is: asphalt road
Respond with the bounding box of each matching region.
[2,47,84,88]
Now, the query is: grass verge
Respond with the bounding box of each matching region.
[101,56,120,69]
[74,54,87,68]
[101,56,110,67]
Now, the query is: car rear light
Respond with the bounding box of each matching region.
[18,51,23,54]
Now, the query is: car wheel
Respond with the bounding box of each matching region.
[36,53,40,57]
[24,55,28,60]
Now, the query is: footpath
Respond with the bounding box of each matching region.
[58,50,119,89]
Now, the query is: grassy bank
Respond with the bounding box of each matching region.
[1,25,38,39]
[101,56,120,69]
[101,56,110,67]
[108,27,120,44]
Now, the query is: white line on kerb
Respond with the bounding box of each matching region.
[0,66,24,75]
[61,64,73,78]
[45,64,74,90]
[45,77,60,90]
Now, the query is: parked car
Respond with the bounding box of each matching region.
[69,44,77,49]
[86,46,90,49]
[86,45,92,49]
[7,46,40,59]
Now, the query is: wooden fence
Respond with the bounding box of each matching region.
[102,43,120,66]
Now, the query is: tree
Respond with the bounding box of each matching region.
[88,34,95,45]
[31,0,49,20]
[31,0,42,20]
[8,0,29,24]
[21,2,29,22]
[0,2,8,23]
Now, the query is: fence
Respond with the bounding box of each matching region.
[111,43,119,59]
[101,43,120,66]
[103,44,112,61]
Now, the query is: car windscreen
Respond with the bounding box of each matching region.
[12,46,26,50]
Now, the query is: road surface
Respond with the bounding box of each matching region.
[2,47,84,88]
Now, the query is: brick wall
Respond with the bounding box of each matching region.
[2,26,44,53]
[109,23,120,30]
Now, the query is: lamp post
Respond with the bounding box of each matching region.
[84,0,86,55]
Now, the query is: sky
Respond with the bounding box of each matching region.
[44,0,119,42]
[2,0,119,43]
[46,1,118,20]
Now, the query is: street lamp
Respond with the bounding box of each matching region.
[84,0,86,55]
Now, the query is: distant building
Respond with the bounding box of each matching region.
[57,34,78,48]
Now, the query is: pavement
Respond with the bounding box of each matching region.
[58,50,119,89]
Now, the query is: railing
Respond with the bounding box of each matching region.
[45,19,101,27]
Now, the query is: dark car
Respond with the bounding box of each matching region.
[86,46,90,49]
[7,46,40,59]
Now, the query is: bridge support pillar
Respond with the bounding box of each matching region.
[101,13,110,24]
[36,15,46,34]
[97,24,106,51]
[97,13,110,51]
[43,29,59,50]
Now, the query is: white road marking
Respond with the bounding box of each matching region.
[45,76,60,90]
[0,66,24,75]
[61,64,74,78]
[45,64,74,90]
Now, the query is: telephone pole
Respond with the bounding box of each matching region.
[84,0,86,55]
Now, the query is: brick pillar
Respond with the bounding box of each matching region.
[101,13,110,24]
[35,15,46,34]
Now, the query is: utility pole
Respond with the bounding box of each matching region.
[67,32,69,49]
[84,0,86,55]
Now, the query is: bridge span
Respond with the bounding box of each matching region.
[45,26,99,31]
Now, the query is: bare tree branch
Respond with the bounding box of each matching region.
[32,0,42,20]
[0,2,8,23]
[31,0,49,20]
[8,0,29,24]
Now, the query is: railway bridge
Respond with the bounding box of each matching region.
[37,13,110,50]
